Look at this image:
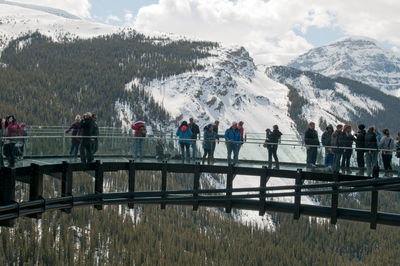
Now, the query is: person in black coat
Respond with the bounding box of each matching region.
[304,122,320,168]
[355,124,366,169]
[364,126,379,177]
[189,118,200,161]
[80,112,95,163]
[266,125,282,169]
[341,125,355,170]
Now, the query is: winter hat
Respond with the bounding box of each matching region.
[232,121,237,126]
[326,124,333,130]
[358,124,366,130]
[20,122,26,128]
[343,124,351,132]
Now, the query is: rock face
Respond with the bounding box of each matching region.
[288,37,400,97]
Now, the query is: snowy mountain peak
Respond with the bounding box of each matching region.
[288,36,400,97]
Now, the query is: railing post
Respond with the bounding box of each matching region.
[28,163,44,219]
[331,172,339,225]
[0,167,16,226]
[161,161,167,210]
[193,162,201,211]
[94,160,104,211]
[128,160,135,209]
[259,166,270,216]
[294,168,303,220]
[61,161,73,213]
[225,164,234,213]
[370,168,380,229]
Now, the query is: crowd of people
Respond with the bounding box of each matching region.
[0,115,28,168]
[305,121,400,177]
[2,113,400,178]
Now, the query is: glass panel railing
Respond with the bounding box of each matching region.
[2,132,399,176]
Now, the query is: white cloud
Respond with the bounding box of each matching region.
[10,0,91,18]
[105,15,121,24]
[133,0,400,65]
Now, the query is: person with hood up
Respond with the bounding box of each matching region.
[355,124,366,171]
[341,124,355,171]
[364,126,379,177]
[379,129,395,175]
[202,124,216,165]
[265,125,282,169]
[321,124,334,169]
[176,121,192,163]
[224,122,242,165]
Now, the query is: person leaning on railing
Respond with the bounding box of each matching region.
[224,122,242,166]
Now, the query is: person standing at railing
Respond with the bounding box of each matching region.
[189,118,200,162]
[237,121,247,146]
[91,114,99,155]
[131,121,147,160]
[176,121,192,163]
[365,126,379,177]
[4,115,19,167]
[13,122,27,159]
[331,124,344,173]
[304,122,319,169]
[321,125,334,169]
[224,122,242,166]
[355,124,366,172]
[341,125,355,172]
[202,124,216,165]
[265,125,282,169]
[0,118,5,167]
[66,115,81,160]
[80,112,95,163]
[379,129,395,175]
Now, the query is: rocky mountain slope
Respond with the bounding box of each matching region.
[289,37,400,97]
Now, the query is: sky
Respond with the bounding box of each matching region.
[10,0,400,65]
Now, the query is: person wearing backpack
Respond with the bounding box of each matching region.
[176,121,193,163]
[266,125,282,169]
[321,125,334,169]
[131,121,147,160]
[379,129,395,175]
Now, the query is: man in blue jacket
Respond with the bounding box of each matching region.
[225,122,242,165]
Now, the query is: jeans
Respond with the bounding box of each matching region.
[202,148,212,164]
[92,140,98,155]
[365,151,378,177]
[356,150,365,168]
[134,138,143,159]
[227,144,239,165]
[382,153,392,171]
[180,143,190,163]
[306,147,318,167]
[4,143,16,167]
[324,153,334,168]
[191,140,197,161]
[268,145,279,169]
[332,152,342,172]
[341,149,352,168]
[80,139,93,163]
[70,142,80,158]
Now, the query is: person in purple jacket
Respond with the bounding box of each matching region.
[66,115,82,160]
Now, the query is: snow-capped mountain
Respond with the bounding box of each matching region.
[0,1,119,52]
[288,37,400,97]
